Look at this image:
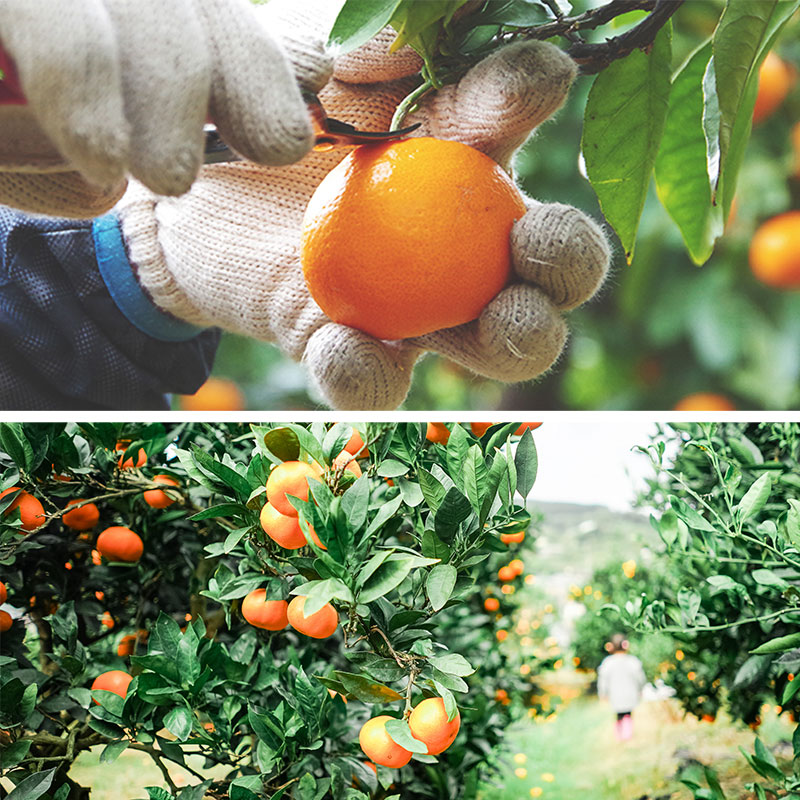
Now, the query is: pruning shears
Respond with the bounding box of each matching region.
[0,47,420,163]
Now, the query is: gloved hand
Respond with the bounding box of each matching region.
[0,0,324,217]
[117,2,610,410]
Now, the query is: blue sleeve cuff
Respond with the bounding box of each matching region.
[92,214,207,343]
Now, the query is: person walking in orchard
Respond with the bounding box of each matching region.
[0,0,609,410]
[597,634,647,742]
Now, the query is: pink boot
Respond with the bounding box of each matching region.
[618,714,633,741]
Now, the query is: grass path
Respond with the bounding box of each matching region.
[478,672,794,800]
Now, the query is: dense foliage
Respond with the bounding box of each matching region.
[627,422,800,798]
[0,422,541,800]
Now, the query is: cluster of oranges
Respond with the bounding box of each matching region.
[497,558,525,583]
[0,440,182,636]
[239,432,463,768]
[359,697,461,768]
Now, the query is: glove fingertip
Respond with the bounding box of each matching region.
[304,324,417,410]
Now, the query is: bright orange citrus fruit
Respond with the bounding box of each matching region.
[301,137,526,340]
[241,589,289,631]
[266,461,323,517]
[287,595,338,639]
[408,697,461,755]
[426,423,450,445]
[96,526,144,562]
[673,393,735,411]
[749,211,800,288]
[359,716,412,768]
[91,670,133,701]
[753,51,793,124]
[62,499,100,531]
[0,487,45,532]
[178,377,245,411]
[143,475,180,509]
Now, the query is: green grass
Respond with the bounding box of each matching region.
[478,676,794,800]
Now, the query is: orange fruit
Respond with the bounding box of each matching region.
[62,499,100,531]
[266,461,323,517]
[749,211,800,288]
[515,423,542,435]
[0,610,11,632]
[117,632,148,657]
[500,531,525,545]
[426,423,450,445]
[178,376,245,411]
[287,595,338,639]
[0,487,45,532]
[0,580,6,604]
[509,558,524,576]
[496,629,508,642]
[91,670,133,701]
[701,713,716,723]
[673,392,735,411]
[91,549,102,565]
[116,444,147,470]
[301,137,526,340]
[358,716,413,768]
[470,423,493,437]
[96,526,144,563]
[143,475,180,509]
[260,502,325,550]
[497,565,515,582]
[241,589,289,631]
[495,688,508,703]
[333,450,362,477]
[344,430,368,458]
[408,697,461,755]
[753,51,793,124]
[484,597,500,612]
[101,611,115,629]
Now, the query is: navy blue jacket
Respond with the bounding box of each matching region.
[0,208,219,410]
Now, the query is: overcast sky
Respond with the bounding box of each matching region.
[528,420,659,512]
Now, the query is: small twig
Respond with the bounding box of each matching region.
[565,0,685,74]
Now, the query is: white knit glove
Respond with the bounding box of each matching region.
[0,0,321,218]
[118,3,610,410]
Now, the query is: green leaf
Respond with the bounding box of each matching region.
[782,675,800,705]
[383,718,428,753]
[418,469,446,512]
[434,487,472,543]
[514,429,538,499]
[377,459,410,478]
[322,422,352,464]
[164,705,193,742]
[426,564,457,612]
[191,446,251,499]
[341,475,370,533]
[784,499,800,548]
[189,503,247,521]
[751,631,800,654]
[359,554,415,603]
[262,426,300,462]
[146,788,174,800]
[582,23,672,261]
[428,653,475,677]
[736,473,771,520]
[294,578,353,616]
[668,496,716,533]
[751,568,788,589]
[328,0,404,54]
[445,424,471,493]
[0,739,31,769]
[654,40,723,264]
[0,424,34,472]
[6,768,56,800]
[366,494,404,537]
[462,445,488,513]
[333,671,403,703]
[711,0,800,217]
[99,740,129,763]
[421,530,451,561]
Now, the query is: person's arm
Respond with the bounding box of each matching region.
[0,206,219,410]
[597,659,609,700]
